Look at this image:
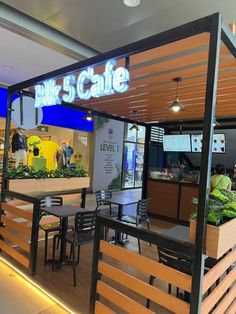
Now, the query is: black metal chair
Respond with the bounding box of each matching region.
[39,196,63,265]
[52,210,97,287]
[121,199,150,254]
[95,190,117,217]
[146,246,192,309]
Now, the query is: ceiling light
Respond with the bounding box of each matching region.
[123,0,140,7]
[4,65,12,71]
[168,77,185,112]
[83,110,94,121]
[129,122,139,131]
[129,110,139,131]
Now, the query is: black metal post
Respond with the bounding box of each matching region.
[81,188,86,208]
[1,91,13,202]
[142,125,151,198]
[89,216,102,314]
[29,200,41,275]
[190,13,222,314]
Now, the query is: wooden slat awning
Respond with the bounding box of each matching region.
[67,31,235,123]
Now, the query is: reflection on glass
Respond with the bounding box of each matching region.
[135,144,144,187]
[137,125,146,143]
[122,143,136,188]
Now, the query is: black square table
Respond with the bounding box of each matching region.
[41,205,87,264]
[105,196,139,245]
[161,225,190,243]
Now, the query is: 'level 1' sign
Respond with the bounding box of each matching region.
[34,60,130,108]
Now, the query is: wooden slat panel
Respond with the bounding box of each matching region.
[201,267,236,313]
[1,216,32,238]
[0,241,29,268]
[212,285,236,314]
[95,301,116,314]
[97,280,154,314]
[98,261,190,314]
[1,203,33,221]
[202,249,236,294]
[99,240,192,292]
[225,300,236,314]
[131,33,210,65]
[0,228,30,253]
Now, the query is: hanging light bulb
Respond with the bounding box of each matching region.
[168,77,185,112]
[83,110,94,121]
[129,110,139,131]
[129,122,139,131]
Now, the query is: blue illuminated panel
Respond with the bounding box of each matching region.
[0,87,94,132]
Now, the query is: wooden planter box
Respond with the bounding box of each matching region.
[189,218,236,259]
[7,177,90,194]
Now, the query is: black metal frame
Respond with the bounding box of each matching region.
[0,12,235,314]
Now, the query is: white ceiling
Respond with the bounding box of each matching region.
[0,0,236,86]
[0,27,77,85]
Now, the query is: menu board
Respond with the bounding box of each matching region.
[191,134,226,153]
[163,135,191,152]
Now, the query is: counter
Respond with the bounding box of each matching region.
[147,178,198,222]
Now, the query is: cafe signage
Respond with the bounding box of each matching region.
[34,60,130,108]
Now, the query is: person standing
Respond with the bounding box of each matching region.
[210,164,232,192]
[12,128,27,168]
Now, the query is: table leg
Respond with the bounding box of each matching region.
[60,217,68,264]
[116,204,129,246]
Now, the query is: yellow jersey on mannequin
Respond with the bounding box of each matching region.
[40,140,60,170]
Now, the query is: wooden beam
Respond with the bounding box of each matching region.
[0,228,30,252]
[99,240,192,292]
[1,203,33,221]
[0,241,29,268]
[98,261,190,314]
[1,216,32,238]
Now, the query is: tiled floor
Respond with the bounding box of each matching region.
[0,258,70,314]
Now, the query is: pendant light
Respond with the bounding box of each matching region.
[129,110,139,131]
[83,110,94,121]
[168,77,185,112]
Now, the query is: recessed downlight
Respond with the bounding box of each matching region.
[123,0,140,7]
[4,65,12,71]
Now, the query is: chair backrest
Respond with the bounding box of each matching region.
[95,190,112,207]
[137,198,149,218]
[74,210,97,233]
[40,196,63,208]
[158,246,192,275]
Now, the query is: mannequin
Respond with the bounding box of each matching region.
[12,128,27,168]
[64,140,74,166]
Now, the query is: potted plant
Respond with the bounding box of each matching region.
[189,188,236,259]
[6,165,90,193]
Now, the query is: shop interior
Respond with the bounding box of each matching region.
[0,13,236,314]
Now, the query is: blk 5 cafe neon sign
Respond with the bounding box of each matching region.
[34,60,130,108]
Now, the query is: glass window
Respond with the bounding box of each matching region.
[124,123,137,142]
[137,125,146,143]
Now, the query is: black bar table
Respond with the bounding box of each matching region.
[40,205,86,264]
[105,196,139,245]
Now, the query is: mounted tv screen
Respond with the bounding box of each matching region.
[191,134,226,153]
[163,135,191,152]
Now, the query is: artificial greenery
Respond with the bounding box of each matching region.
[7,164,87,179]
[190,188,236,226]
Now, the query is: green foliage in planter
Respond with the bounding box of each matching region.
[7,164,87,179]
[190,188,236,226]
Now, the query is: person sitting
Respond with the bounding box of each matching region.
[210,164,232,192]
